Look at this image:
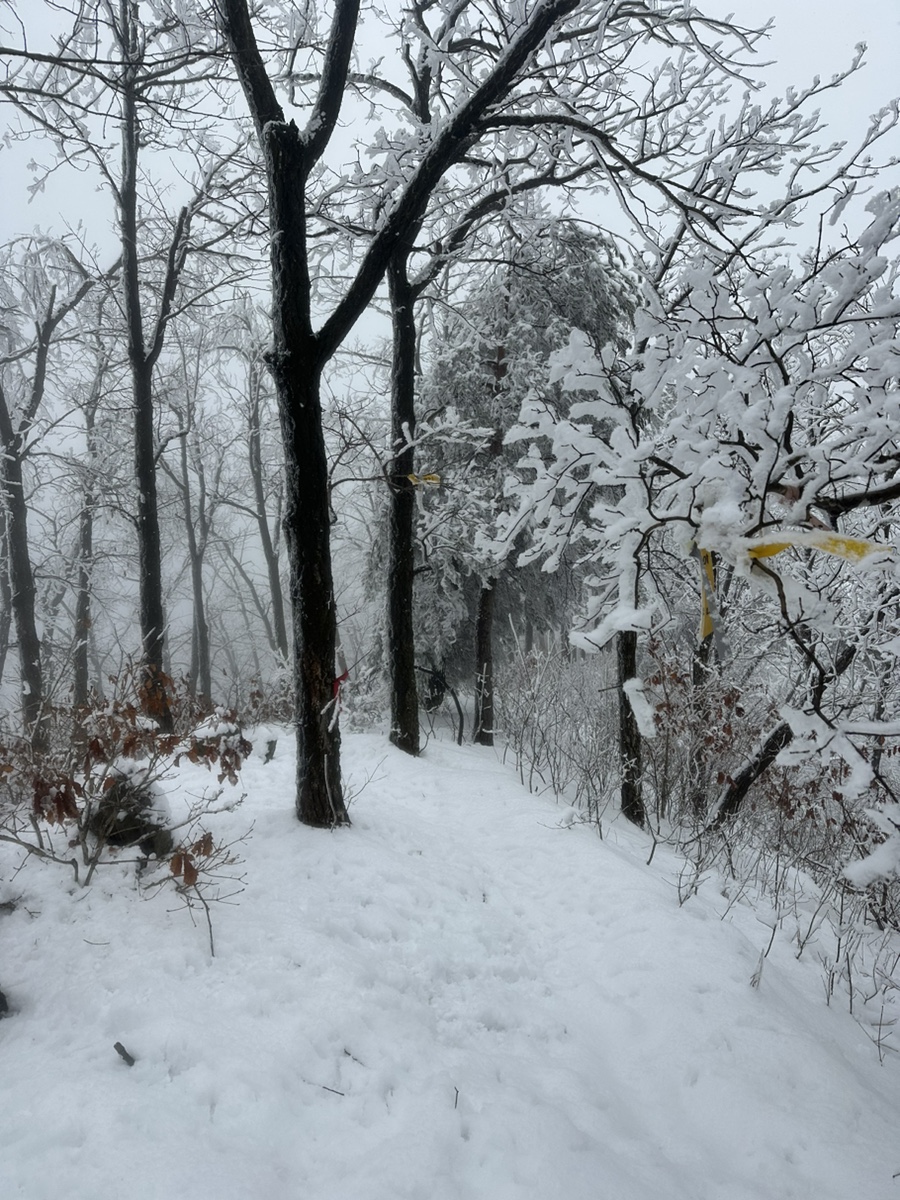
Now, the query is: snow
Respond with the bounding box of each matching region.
[845,804,900,888]
[623,677,658,739]
[2,730,899,1199]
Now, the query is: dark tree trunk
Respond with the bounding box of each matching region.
[474,580,496,747]
[386,253,420,756]
[178,431,211,704]
[278,360,347,825]
[73,397,98,709]
[708,642,856,828]
[0,510,12,691]
[688,631,714,816]
[2,458,46,753]
[128,317,171,727]
[119,37,173,732]
[710,722,793,827]
[616,629,645,827]
[266,122,348,826]
[73,494,93,709]
[247,362,289,661]
[0,388,47,754]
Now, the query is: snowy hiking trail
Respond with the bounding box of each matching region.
[2,731,900,1200]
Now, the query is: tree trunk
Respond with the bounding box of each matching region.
[129,339,171,725]
[708,642,856,828]
[616,629,645,827]
[524,617,534,655]
[178,431,211,704]
[386,253,420,755]
[0,509,12,691]
[119,35,173,732]
[0,396,47,754]
[474,579,496,747]
[73,398,98,709]
[688,631,714,816]
[2,460,46,754]
[73,494,93,710]
[247,361,288,661]
[278,360,347,825]
[709,721,793,828]
[266,121,348,826]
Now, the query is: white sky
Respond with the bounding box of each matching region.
[723,0,900,152]
[0,2,897,249]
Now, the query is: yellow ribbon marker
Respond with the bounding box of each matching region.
[690,530,892,657]
[689,545,729,656]
[407,473,441,487]
[699,547,716,642]
[743,530,892,563]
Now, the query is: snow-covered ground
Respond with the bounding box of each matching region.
[2,729,899,1200]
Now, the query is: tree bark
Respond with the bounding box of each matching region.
[177,430,211,704]
[707,642,856,828]
[616,629,645,827]
[0,246,99,745]
[0,383,47,754]
[247,361,289,661]
[386,253,421,755]
[119,17,173,732]
[688,631,714,816]
[73,380,104,710]
[0,511,11,690]
[474,580,496,747]
[277,353,347,825]
[266,121,348,826]
[73,473,94,709]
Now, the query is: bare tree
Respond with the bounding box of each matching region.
[216,0,787,820]
[0,237,105,752]
[1,2,257,729]
[212,305,290,664]
[215,0,606,823]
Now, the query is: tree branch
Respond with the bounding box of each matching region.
[304,0,362,167]
[316,0,581,363]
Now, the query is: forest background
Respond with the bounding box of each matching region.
[0,0,900,988]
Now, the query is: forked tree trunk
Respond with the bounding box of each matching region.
[386,252,420,756]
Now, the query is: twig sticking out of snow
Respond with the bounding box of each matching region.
[114,1041,135,1067]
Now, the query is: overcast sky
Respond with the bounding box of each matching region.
[722,0,900,149]
[0,1,897,248]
